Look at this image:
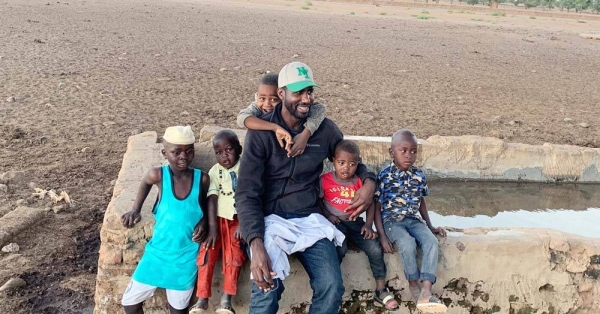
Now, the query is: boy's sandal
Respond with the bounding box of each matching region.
[215,305,236,314]
[188,303,207,314]
[416,295,447,314]
[374,288,400,311]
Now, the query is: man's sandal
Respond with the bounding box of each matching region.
[416,295,447,314]
[374,288,400,311]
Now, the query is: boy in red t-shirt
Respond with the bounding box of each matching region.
[319,140,399,311]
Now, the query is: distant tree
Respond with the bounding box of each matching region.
[540,0,555,9]
[593,0,600,13]
[467,0,479,5]
[574,0,590,11]
[514,0,521,6]
[561,0,576,11]
[524,0,540,8]
[489,0,508,8]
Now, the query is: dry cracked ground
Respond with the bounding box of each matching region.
[1,0,599,312]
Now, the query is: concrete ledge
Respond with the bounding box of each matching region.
[198,125,600,183]
[94,130,600,314]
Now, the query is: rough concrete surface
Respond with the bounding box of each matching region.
[95,130,600,313]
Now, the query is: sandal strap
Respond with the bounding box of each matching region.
[382,294,395,304]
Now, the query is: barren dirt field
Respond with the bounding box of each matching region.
[0,0,599,312]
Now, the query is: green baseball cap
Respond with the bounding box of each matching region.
[278,61,320,92]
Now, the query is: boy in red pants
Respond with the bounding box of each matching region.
[190,130,246,314]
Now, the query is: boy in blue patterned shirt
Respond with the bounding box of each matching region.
[374,129,448,314]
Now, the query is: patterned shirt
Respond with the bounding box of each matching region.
[207,161,240,220]
[375,163,429,224]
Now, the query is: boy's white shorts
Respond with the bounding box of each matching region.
[121,280,194,310]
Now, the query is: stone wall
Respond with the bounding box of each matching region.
[94,127,600,313]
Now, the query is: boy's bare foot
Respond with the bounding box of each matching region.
[188,298,208,314]
[409,283,421,302]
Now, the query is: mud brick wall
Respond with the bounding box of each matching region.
[94,127,600,314]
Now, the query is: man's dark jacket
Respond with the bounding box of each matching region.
[235,104,375,244]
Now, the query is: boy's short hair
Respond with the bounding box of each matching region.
[260,73,278,87]
[334,140,360,158]
[392,129,418,146]
[213,130,242,156]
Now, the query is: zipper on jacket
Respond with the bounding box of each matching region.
[278,156,296,198]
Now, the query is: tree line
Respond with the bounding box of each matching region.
[452,0,600,12]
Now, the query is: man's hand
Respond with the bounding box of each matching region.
[234,226,243,240]
[379,235,394,254]
[121,210,141,228]
[288,131,310,157]
[250,239,277,292]
[192,219,208,243]
[360,225,378,240]
[274,126,293,153]
[430,226,447,238]
[345,179,376,221]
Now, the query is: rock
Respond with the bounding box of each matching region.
[28,182,37,189]
[579,33,600,40]
[563,118,573,123]
[0,278,26,292]
[456,241,466,251]
[578,282,593,293]
[0,171,29,185]
[566,258,588,273]
[579,123,589,128]
[509,120,520,126]
[130,129,141,136]
[58,82,66,88]
[1,243,20,253]
[531,70,537,73]
[102,121,116,127]
[219,67,227,72]
[6,96,15,102]
[233,66,241,70]
[292,53,299,58]
[81,147,92,153]
[15,199,27,206]
[0,184,7,194]
[549,237,570,252]
[52,205,65,214]
[181,111,190,117]
[342,84,350,89]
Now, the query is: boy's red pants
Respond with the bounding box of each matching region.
[196,216,246,298]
